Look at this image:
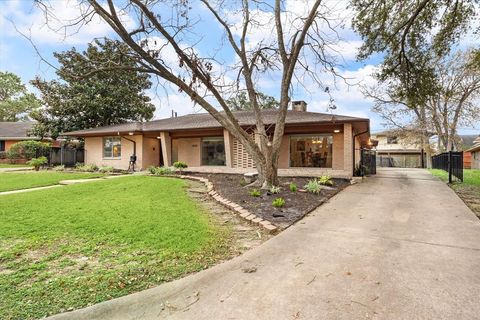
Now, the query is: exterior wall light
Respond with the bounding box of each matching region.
[333,129,340,133]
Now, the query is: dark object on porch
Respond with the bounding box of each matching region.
[355,149,376,177]
[432,151,463,183]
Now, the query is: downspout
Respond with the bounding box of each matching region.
[353,129,369,176]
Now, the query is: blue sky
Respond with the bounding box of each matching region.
[0,0,478,134]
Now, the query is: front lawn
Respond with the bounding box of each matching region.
[0,176,233,319]
[0,171,105,192]
[0,163,29,168]
[429,169,480,217]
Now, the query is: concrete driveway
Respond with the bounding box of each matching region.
[50,168,480,320]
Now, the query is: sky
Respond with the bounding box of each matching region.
[0,0,478,134]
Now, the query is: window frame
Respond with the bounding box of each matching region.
[288,134,334,168]
[102,137,122,159]
[0,140,5,152]
[386,136,398,144]
[200,136,226,166]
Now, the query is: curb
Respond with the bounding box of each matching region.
[178,175,278,234]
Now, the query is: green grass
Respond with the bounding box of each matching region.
[0,163,30,168]
[429,169,480,186]
[0,171,105,192]
[429,169,480,218]
[0,176,232,319]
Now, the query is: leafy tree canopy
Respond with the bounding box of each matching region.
[351,0,479,106]
[226,91,279,111]
[31,39,155,139]
[0,71,41,121]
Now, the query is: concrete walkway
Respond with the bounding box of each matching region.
[0,167,31,172]
[49,168,480,320]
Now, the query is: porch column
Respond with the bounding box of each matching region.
[343,123,353,176]
[160,131,172,166]
[223,129,233,168]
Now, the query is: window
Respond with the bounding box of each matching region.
[0,140,5,152]
[387,136,398,144]
[201,137,225,166]
[289,135,333,168]
[103,137,121,158]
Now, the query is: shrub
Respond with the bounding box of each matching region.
[76,163,99,172]
[249,188,261,197]
[289,183,297,192]
[27,156,48,171]
[52,165,65,171]
[173,161,188,169]
[173,161,188,174]
[99,166,114,173]
[148,166,173,176]
[304,179,322,194]
[318,175,334,186]
[272,197,286,208]
[7,141,51,160]
[269,185,281,194]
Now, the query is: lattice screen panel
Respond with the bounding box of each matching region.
[232,138,256,168]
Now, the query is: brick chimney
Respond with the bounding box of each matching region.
[291,100,307,112]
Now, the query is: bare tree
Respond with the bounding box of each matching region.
[427,50,480,151]
[34,0,343,187]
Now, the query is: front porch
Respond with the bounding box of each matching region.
[182,166,353,179]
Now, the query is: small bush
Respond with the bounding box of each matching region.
[147,166,157,175]
[249,188,261,197]
[304,179,322,194]
[152,166,173,175]
[289,183,297,192]
[272,197,286,208]
[99,166,114,173]
[76,163,99,172]
[52,165,65,171]
[318,175,334,186]
[173,161,188,169]
[27,156,48,171]
[269,185,281,194]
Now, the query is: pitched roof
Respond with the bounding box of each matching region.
[64,110,368,136]
[0,121,37,139]
[458,134,480,149]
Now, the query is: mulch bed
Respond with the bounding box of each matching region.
[189,173,350,228]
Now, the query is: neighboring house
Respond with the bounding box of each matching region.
[465,137,480,169]
[64,102,371,178]
[458,134,480,169]
[0,121,39,152]
[370,131,425,168]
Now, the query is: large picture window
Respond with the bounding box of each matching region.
[103,137,121,159]
[290,135,333,168]
[201,137,225,166]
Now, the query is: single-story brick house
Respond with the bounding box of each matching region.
[465,137,480,169]
[64,103,371,178]
[0,121,39,152]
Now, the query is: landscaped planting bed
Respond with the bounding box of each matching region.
[190,173,350,228]
[0,176,266,319]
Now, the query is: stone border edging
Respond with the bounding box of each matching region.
[178,175,278,234]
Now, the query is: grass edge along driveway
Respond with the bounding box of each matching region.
[0,176,234,319]
[429,169,480,217]
[0,171,106,192]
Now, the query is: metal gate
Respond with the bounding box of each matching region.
[431,151,463,183]
[361,149,376,176]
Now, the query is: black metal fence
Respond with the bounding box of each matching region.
[431,151,463,183]
[360,149,377,176]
